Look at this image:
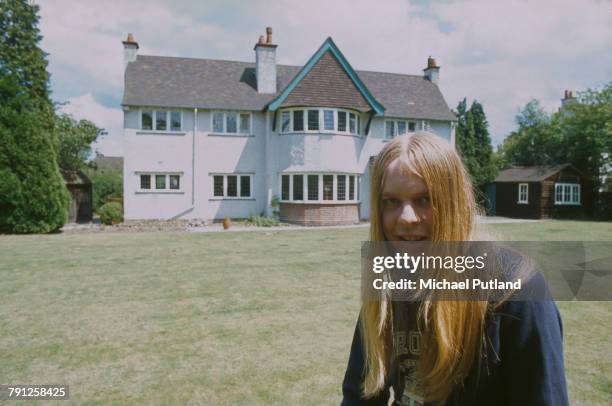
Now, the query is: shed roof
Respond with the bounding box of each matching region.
[495,164,573,182]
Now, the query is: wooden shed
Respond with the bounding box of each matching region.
[487,164,592,219]
[62,170,93,223]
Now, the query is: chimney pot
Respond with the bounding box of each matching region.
[127,33,135,43]
[258,35,265,44]
[266,27,273,44]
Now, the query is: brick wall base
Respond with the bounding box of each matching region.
[279,202,360,226]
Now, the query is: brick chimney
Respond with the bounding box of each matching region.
[423,56,440,85]
[254,27,277,94]
[122,33,139,71]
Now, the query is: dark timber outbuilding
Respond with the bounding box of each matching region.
[487,164,592,219]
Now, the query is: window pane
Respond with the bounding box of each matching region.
[293,175,303,200]
[357,115,361,134]
[307,175,319,200]
[281,111,291,132]
[555,184,562,202]
[338,111,347,132]
[281,175,290,200]
[323,175,334,200]
[170,112,181,131]
[385,121,395,139]
[155,174,166,189]
[213,112,224,132]
[214,176,224,197]
[142,111,153,130]
[408,122,416,132]
[155,111,167,131]
[240,175,250,197]
[349,175,355,200]
[349,113,356,134]
[397,121,407,135]
[572,185,579,203]
[140,174,151,189]
[323,110,334,130]
[169,175,180,190]
[226,113,237,133]
[308,110,319,131]
[227,176,237,197]
[240,114,250,134]
[337,175,346,200]
[564,185,571,202]
[293,110,304,131]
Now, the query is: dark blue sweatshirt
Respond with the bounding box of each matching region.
[341,296,569,405]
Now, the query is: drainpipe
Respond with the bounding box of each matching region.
[169,107,197,220]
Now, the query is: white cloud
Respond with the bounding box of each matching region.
[37,0,612,148]
[59,94,123,157]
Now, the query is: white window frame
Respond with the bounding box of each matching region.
[139,109,183,132]
[278,107,362,136]
[554,183,580,205]
[384,119,418,139]
[518,183,529,204]
[136,172,183,193]
[210,173,254,199]
[210,111,253,135]
[279,173,360,203]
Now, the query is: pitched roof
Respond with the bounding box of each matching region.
[495,164,573,182]
[267,38,384,115]
[123,55,455,121]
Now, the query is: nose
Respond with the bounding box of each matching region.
[398,203,420,225]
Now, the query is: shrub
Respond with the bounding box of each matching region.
[98,202,123,225]
[89,170,123,211]
[246,214,280,227]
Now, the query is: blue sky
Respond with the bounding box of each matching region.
[37,0,612,156]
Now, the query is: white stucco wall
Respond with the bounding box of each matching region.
[123,108,454,221]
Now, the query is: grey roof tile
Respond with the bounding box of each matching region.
[123,55,455,121]
[495,164,572,182]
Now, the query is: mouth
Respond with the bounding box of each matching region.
[397,235,428,241]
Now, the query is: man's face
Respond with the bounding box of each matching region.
[381,158,433,241]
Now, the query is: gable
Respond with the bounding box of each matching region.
[266,37,385,115]
[281,51,371,111]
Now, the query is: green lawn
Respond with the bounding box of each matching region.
[0,221,610,405]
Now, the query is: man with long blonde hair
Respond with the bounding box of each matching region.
[342,132,568,405]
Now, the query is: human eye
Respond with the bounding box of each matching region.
[417,195,430,206]
[382,198,400,208]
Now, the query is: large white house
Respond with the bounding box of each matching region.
[121,28,456,225]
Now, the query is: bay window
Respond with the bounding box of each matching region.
[279,108,361,135]
[281,173,360,203]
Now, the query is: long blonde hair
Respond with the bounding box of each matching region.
[360,132,489,403]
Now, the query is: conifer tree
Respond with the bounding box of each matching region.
[0,0,68,233]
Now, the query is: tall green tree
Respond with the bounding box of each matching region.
[498,100,562,166]
[557,83,612,217]
[454,99,497,187]
[0,0,68,233]
[55,113,101,171]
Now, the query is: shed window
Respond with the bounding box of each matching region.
[555,183,580,205]
[518,183,528,204]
